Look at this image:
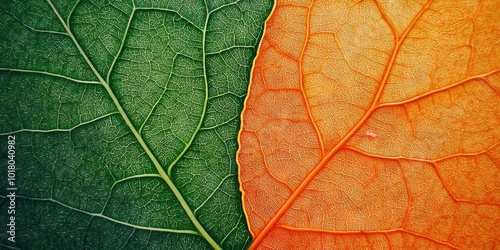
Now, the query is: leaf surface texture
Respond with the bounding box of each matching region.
[239,0,500,249]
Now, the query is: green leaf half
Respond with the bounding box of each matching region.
[0,0,273,249]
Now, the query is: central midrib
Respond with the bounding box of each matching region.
[46,1,221,249]
[248,0,434,248]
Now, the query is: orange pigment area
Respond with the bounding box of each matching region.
[238,0,500,249]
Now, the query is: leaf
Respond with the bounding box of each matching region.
[239,0,500,249]
[0,0,272,249]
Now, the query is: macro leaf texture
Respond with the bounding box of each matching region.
[0,0,272,249]
[238,0,500,249]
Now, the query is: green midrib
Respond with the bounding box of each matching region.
[46,0,221,249]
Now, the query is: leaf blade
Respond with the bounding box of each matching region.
[239,0,500,248]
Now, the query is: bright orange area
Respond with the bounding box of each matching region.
[238,0,500,249]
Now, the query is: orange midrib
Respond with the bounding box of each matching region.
[248,1,434,248]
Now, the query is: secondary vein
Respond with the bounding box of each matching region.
[165,7,211,177]
[0,68,100,85]
[13,195,199,235]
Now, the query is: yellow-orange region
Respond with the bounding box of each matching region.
[238,0,500,249]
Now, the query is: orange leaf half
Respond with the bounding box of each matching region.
[238,0,500,249]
